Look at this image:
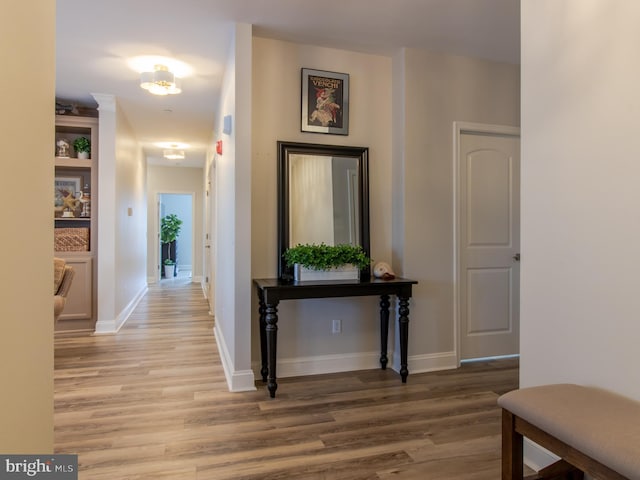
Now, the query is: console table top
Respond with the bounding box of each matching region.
[253,277,418,303]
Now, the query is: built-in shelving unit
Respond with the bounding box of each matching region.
[54,114,98,332]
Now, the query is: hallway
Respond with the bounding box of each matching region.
[54,281,519,479]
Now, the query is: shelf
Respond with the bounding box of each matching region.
[55,113,98,332]
[55,157,93,168]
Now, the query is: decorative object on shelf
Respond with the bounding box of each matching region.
[55,101,79,115]
[140,64,182,95]
[160,214,183,277]
[284,243,370,282]
[56,139,70,157]
[55,176,82,216]
[54,227,89,252]
[373,261,396,280]
[61,191,80,217]
[73,136,91,159]
[55,100,98,117]
[79,187,91,217]
[301,68,349,135]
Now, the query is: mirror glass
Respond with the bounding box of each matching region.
[278,141,370,279]
[289,154,360,246]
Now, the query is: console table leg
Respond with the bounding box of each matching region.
[379,294,390,369]
[398,296,410,382]
[265,302,279,398]
[258,291,267,382]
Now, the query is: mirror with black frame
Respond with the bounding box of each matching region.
[277,141,370,280]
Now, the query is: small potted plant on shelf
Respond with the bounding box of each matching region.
[283,243,371,282]
[73,136,91,159]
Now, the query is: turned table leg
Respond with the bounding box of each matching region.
[379,294,390,369]
[258,291,267,382]
[265,302,279,398]
[398,296,410,382]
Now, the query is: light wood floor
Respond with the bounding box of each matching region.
[54,279,519,479]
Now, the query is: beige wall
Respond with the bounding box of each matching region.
[146,166,204,281]
[250,36,519,377]
[0,0,55,452]
[397,49,520,367]
[251,37,394,373]
[521,1,640,398]
[115,106,148,311]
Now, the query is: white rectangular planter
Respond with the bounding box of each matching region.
[294,264,359,282]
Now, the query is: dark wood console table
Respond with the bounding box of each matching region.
[253,277,418,398]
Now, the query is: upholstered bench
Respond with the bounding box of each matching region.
[498,384,640,480]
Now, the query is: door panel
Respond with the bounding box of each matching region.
[459,131,520,360]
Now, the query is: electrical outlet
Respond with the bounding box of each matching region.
[332,319,342,334]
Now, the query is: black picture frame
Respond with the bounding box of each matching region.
[277,141,369,280]
[301,68,349,135]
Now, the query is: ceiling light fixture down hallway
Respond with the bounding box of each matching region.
[163,149,185,160]
[140,64,182,95]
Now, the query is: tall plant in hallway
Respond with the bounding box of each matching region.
[161,214,182,277]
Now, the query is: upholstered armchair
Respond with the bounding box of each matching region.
[54,257,75,322]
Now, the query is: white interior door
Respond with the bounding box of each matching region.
[458,127,520,360]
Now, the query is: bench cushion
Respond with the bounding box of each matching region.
[498,384,640,479]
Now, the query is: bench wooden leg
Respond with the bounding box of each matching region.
[503,409,524,480]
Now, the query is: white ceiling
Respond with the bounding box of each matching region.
[56,0,520,168]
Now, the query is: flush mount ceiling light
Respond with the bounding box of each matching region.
[155,141,190,150]
[163,149,185,160]
[140,64,182,95]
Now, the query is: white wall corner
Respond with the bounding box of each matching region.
[214,322,256,392]
[91,93,116,112]
[94,285,147,334]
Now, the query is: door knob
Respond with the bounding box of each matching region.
[513,253,520,261]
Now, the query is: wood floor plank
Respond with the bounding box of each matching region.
[54,279,519,479]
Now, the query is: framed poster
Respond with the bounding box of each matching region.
[301,68,349,135]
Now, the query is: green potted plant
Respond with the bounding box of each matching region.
[161,214,182,277]
[283,243,370,281]
[163,258,176,279]
[73,136,91,159]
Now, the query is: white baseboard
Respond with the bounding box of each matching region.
[94,285,148,334]
[251,350,458,379]
[273,351,382,378]
[213,322,256,392]
[392,350,458,374]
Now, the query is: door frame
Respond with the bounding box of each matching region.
[155,191,196,283]
[452,122,520,366]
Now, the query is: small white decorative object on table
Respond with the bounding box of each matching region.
[373,261,396,280]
